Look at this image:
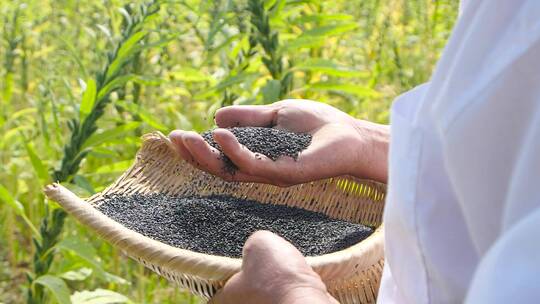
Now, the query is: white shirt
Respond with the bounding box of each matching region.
[378,1,540,303]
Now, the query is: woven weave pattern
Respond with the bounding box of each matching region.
[44,132,386,303]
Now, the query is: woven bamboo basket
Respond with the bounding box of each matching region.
[44,132,386,304]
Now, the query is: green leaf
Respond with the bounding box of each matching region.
[106,31,147,80]
[131,75,164,86]
[83,122,141,149]
[0,125,32,149]
[57,238,130,285]
[9,107,38,122]
[56,237,103,273]
[73,175,95,195]
[293,14,354,24]
[307,82,380,98]
[136,111,166,131]
[0,184,24,215]
[169,68,213,83]
[80,79,97,119]
[60,267,93,281]
[103,272,130,285]
[261,80,281,103]
[0,183,40,238]
[206,34,240,61]
[96,24,112,40]
[302,23,358,37]
[118,8,132,27]
[25,143,49,183]
[285,23,358,50]
[94,160,133,174]
[294,59,368,78]
[284,36,325,50]
[71,289,131,304]
[34,275,71,304]
[97,74,136,100]
[193,72,259,99]
[269,0,286,18]
[90,147,119,159]
[2,73,13,102]
[265,0,278,10]
[214,72,259,92]
[59,37,89,78]
[97,73,163,107]
[116,102,167,132]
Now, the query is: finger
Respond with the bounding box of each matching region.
[181,131,226,171]
[207,273,244,304]
[215,105,278,128]
[242,230,307,273]
[208,288,225,304]
[169,130,194,161]
[226,172,276,184]
[182,131,276,184]
[207,290,221,304]
[212,128,284,178]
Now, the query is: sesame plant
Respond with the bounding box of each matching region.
[26,2,163,303]
[1,5,22,116]
[247,0,293,102]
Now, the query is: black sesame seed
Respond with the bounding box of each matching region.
[97,193,373,258]
[201,127,312,174]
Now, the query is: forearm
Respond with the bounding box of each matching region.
[351,119,390,183]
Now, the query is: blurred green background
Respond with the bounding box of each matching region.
[0,0,458,303]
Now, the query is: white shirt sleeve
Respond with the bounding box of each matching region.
[465,208,540,303]
[425,0,540,302]
[379,1,540,303]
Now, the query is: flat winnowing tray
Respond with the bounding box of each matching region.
[44,132,386,303]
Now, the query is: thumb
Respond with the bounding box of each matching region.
[207,291,221,304]
[208,287,226,304]
[209,231,335,304]
[241,230,307,273]
[207,273,243,304]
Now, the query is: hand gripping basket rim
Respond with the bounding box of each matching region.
[44,132,386,303]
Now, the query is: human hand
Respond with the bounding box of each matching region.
[209,230,338,304]
[169,99,389,186]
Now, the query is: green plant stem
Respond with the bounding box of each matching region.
[26,2,161,303]
[247,0,293,99]
[1,7,21,118]
[248,0,281,79]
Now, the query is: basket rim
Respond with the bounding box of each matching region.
[44,182,383,282]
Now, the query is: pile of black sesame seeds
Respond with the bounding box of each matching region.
[97,193,374,258]
[202,127,312,174]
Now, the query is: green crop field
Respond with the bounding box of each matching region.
[0,0,458,303]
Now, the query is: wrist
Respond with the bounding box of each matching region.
[350,119,390,183]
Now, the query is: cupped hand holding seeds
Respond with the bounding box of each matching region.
[169,99,389,186]
[169,100,386,303]
[208,231,338,304]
